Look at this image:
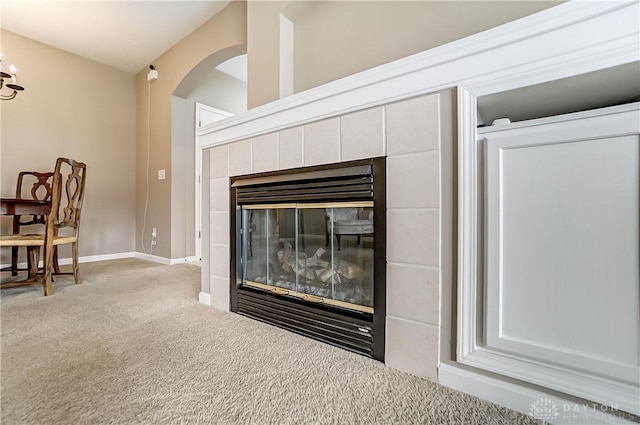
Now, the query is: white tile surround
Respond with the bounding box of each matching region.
[207,92,452,380]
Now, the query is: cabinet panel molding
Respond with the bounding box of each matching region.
[459,101,640,414]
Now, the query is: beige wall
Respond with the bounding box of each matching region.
[247,1,285,108]
[135,1,247,258]
[247,1,560,107]
[293,1,560,93]
[0,30,136,263]
[1,0,561,264]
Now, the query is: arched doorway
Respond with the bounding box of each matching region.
[172,46,247,261]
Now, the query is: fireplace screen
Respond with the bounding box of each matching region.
[231,158,385,360]
[240,202,374,313]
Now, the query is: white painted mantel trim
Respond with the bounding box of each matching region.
[198,0,639,148]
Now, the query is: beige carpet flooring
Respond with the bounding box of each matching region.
[1,258,540,424]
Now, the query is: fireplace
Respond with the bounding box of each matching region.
[230,158,386,360]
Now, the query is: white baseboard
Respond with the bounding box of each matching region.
[2,252,199,269]
[134,252,200,265]
[134,252,172,264]
[198,291,211,306]
[73,252,135,264]
[438,362,637,425]
[2,252,136,269]
[170,256,200,265]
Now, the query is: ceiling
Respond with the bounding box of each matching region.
[1,1,232,74]
[215,54,246,82]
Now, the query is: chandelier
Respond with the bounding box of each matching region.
[0,54,25,101]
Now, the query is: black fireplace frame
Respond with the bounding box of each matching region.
[230,157,386,361]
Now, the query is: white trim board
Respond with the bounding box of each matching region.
[1,252,136,270]
[438,363,638,425]
[134,252,194,265]
[198,1,639,147]
[3,252,199,272]
[170,256,200,266]
[198,291,211,306]
[136,253,199,265]
[62,252,136,265]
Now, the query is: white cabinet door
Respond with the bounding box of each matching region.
[461,103,640,415]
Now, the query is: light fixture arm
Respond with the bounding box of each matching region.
[0,57,25,101]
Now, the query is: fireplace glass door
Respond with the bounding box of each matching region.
[240,202,374,313]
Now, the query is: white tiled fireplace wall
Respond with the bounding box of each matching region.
[200,4,640,419]
[206,89,454,381]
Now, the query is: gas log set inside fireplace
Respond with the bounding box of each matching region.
[230,158,386,360]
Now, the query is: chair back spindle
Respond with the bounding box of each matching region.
[14,171,55,228]
[55,159,86,233]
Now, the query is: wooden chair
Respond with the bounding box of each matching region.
[0,158,87,295]
[48,158,87,282]
[3,171,55,276]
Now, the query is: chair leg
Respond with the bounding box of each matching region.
[53,247,61,274]
[71,242,80,284]
[27,247,39,279]
[11,247,19,276]
[41,246,53,296]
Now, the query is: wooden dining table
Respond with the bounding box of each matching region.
[1,198,51,216]
[1,197,54,291]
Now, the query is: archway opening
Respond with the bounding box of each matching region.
[171,45,247,261]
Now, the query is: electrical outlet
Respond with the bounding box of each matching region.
[151,228,157,246]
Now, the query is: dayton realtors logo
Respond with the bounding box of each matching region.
[528,398,631,423]
[529,398,560,422]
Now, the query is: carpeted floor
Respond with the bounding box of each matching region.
[1,258,540,424]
